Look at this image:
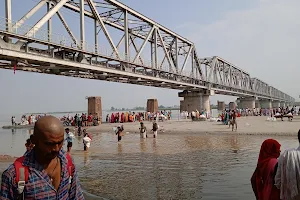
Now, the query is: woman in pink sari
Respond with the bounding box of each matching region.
[251,139,281,200]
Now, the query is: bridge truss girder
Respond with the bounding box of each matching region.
[2,0,202,81]
[0,0,295,103]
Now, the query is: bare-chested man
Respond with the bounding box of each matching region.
[0,116,84,199]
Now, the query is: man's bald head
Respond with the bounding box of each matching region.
[33,116,64,139]
[32,116,65,162]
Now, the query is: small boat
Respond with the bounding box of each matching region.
[2,124,34,129]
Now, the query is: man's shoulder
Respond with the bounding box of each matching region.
[2,163,16,180]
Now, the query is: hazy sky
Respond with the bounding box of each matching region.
[0,0,299,115]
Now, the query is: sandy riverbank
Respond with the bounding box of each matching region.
[80,116,300,136]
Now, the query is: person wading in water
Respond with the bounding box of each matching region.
[116,125,124,142]
[231,110,237,131]
[139,122,147,139]
[65,128,75,153]
[0,116,84,199]
[152,122,158,138]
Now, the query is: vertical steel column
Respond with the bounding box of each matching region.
[153,28,158,69]
[5,0,12,31]
[150,36,153,68]
[191,48,194,78]
[5,0,12,43]
[80,0,85,50]
[94,19,98,54]
[175,37,178,73]
[47,2,52,51]
[124,10,129,61]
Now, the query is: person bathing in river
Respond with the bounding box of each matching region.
[116,125,124,142]
[230,110,237,131]
[82,130,92,151]
[152,122,159,138]
[251,139,281,200]
[139,122,147,139]
[65,128,75,153]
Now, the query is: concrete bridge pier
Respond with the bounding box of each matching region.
[260,99,272,109]
[272,100,280,109]
[217,101,226,111]
[239,97,256,109]
[255,100,261,109]
[179,90,210,113]
[147,99,158,113]
[87,96,102,124]
[229,102,236,110]
[280,102,286,108]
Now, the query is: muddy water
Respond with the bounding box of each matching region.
[0,128,298,200]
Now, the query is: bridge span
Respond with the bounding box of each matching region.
[0,0,294,112]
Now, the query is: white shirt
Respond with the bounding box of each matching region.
[275,145,300,200]
[83,136,92,148]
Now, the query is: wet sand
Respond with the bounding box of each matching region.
[83,116,300,136]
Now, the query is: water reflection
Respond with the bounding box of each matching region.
[84,152,91,167]
[139,139,146,152]
[117,143,123,154]
[1,128,300,199]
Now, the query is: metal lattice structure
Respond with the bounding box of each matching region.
[0,0,294,103]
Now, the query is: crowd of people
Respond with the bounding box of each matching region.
[60,113,99,127]
[10,113,100,127]
[106,110,171,123]
[11,114,45,126]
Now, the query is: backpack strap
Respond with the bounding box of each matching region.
[66,153,74,189]
[14,156,29,196]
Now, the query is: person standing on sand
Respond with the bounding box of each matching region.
[0,116,84,199]
[274,130,300,200]
[251,139,281,200]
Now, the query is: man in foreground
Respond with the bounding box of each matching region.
[0,116,84,199]
[274,129,300,200]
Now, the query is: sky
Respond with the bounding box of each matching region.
[0,0,299,115]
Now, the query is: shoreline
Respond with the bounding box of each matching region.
[2,116,300,136]
[82,116,300,136]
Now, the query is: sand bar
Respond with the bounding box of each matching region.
[80,116,300,136]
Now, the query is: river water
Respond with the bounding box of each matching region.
[0,123,298,200]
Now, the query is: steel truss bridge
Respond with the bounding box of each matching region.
[0,0,294,103]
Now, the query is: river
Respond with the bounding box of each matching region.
[0,124,298,199]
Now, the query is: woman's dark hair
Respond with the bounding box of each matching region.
[26,138,31,145]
